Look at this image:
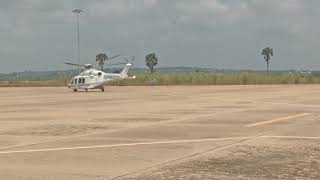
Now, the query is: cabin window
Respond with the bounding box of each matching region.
[75,78,77,84]
[83,78,85,84]
[98,72,102,76]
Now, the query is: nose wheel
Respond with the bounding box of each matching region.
[101,88,104,92]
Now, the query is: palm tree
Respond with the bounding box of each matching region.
[261,47,273,73]
[96,53,107,70]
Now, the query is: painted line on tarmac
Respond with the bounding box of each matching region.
[0,108,248,152]
[245,113,311,127]
[261,135,320,139]
[1,135,320,155]
[0,136,254,154]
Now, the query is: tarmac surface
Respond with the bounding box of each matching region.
[0,85,319,180]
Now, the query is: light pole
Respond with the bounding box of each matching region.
[72,9,83,65]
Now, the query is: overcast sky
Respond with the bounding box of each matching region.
[1,0,320,73]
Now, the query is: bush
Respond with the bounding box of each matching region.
[2,72,320,87]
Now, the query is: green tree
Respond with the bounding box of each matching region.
[261,47,274,72]
[145,53,158,73]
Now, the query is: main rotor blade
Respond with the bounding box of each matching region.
[125,56,134,63]
[108,62,127,66]
[65,62,84,67]
[108,54,120,60]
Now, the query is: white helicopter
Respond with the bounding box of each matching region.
[65,56,136,92]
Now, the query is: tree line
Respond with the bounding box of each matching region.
[95,48,273,74]
[145,47,274,74]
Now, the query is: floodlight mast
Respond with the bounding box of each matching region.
[72,9,83,65]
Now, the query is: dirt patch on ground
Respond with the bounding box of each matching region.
[1,124,112,136]
[0,140,16,147]
[202,105,247,109]
[158,109,204,115]
[244,109,307,114]
[92,117,169,123]
[126,144,320,180]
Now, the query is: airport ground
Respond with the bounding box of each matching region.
[0,85,319,180]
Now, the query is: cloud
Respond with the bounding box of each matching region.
[143,0,158,8]
[1,0,320,72]
[88,0,158,17]
[176,0,249,26]
[89,0,132,17]
[174,0,315,36]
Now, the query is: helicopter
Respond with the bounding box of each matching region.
[65,56,136,92]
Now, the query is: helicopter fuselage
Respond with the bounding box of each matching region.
[67,63,134,91]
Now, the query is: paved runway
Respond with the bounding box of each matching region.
[0,85,319,179]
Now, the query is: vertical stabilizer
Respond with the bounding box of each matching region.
[120,63,132,78]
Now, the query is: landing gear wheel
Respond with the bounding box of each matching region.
[73,89,77,92]
[101,88,104,92]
